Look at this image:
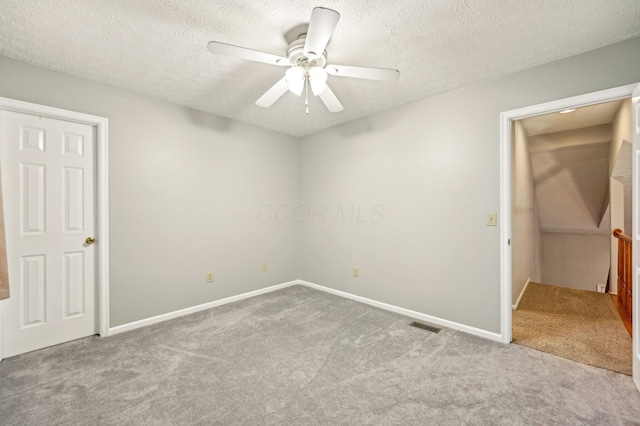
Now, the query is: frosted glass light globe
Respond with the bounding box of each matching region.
[285,67,305,96]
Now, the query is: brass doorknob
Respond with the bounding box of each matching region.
[85,237,96,245]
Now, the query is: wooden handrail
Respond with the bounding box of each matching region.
[613,228,632,243]
[613,228,632,330]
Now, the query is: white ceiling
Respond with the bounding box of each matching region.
[1,1,639,137]
[520,100,623,137]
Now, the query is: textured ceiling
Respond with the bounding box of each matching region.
[521,100,623,137]
[1,1,639,136]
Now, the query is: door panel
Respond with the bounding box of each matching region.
[1,110,96,357]
[21,255,46,326]
[63,251,85,318]
[63,167,84,231]
[22,163,46,233]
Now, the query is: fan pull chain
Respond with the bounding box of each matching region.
[305,75,309,114]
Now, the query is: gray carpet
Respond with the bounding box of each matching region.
[1,285,640,425]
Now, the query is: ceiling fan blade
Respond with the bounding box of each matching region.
[326,65,400,81]
[255,77,289,108]
[318,84,344,112]
[207,41,289,66]
[303,7,340,59]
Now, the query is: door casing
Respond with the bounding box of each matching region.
[0,97,110,361]
[630,84,640,391]
[499,83,639,344]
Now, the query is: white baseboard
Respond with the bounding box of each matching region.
[109,280,298,335]
[297,280,503,343]
[512,277,531,310]
[109,278,503,344]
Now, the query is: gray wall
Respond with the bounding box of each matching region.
[541,232,610,291]
[512,121,541,304]
[0,57,299,327]
[2,36,640,334]
[298,37,640,334]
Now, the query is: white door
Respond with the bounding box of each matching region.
[633,84,640,391]
[0,110,97,357]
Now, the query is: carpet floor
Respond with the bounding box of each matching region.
[1,285,640,425]
[512,282,633,375]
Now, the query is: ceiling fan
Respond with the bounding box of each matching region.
[207,7,400,113]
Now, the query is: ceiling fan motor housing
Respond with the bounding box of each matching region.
[287,35,327,68]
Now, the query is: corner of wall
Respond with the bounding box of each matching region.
[512,277,531,310]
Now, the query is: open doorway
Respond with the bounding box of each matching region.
[510,98,632,375]
[498,83,639,389]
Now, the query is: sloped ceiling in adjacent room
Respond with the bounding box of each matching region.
[530,140,610,233]
[1,1,639,136]
[521,100,625,234]
[521,101,623,137]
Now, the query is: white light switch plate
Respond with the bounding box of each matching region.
[486,213,497,226]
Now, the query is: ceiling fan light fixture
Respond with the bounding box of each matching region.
[308,67,328,95]
[207,6,398,113]
[285,67,305,95]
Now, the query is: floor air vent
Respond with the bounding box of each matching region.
[409,321,441,334]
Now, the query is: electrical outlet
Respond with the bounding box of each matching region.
[206,271,214,283]
[486,213,497,226]
[261,262,268,272]
[353,267,359,278]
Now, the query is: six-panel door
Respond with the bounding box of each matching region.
[1,110,96,357]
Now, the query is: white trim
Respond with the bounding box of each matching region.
[109,281,299,335]
[0,97,110,349]
[109,278,503,343]
[499,108,513,343]
[501,84,637,121]
[499,83,638,345]
[298,280,503,343]
[631,84,640,392]
[95,118,110,337]
[512,278,531,310]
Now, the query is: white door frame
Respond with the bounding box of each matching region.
[0,97,110,361]
[499,83,638,344]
